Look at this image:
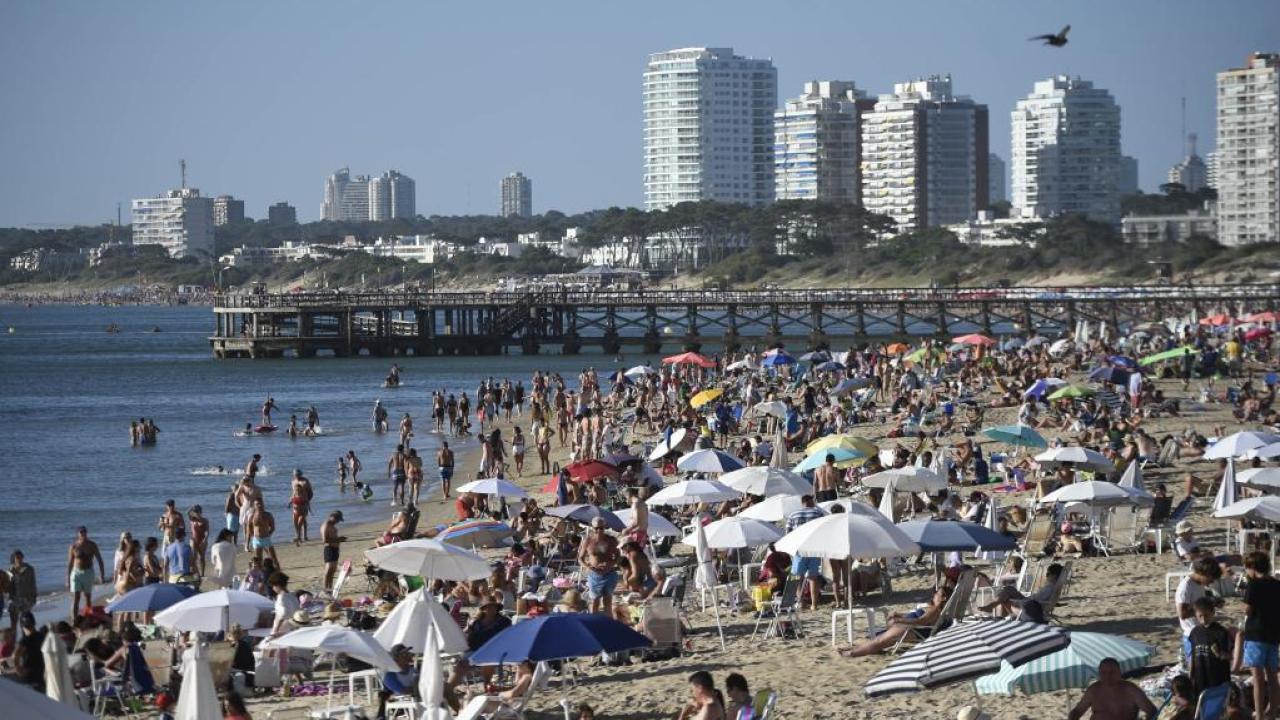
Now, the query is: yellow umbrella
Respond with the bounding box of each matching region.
[805,434,878,457]
[690,388,724,409]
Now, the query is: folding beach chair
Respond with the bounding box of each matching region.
[1194,682,1230,720]
[752,575,804,641]
[891,570,976,653]
[453,661,551,720]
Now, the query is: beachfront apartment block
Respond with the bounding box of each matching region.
[859,75,989,232]
[643,47,777,211]
[130,188,215,259]
[212,195,245,226]
[369,171,416,221]
[322,168,415,222]
[774,81,873,203]
[501,172,533,217]
[1215,52,1280,245]
[1011,76,1122,224]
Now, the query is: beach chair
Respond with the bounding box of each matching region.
[891,570,976,653]
[1020,511,1057,559]
[748,688,779,720]
[454,660,550,720]
[1194,682,1230,720]
[751,575,804,642]
[140,640,174,688]
[1145,497,1192,555]
[639,596,682,658]
[1034,560,1074,624]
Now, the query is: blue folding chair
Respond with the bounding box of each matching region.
[1195,682,1230,720]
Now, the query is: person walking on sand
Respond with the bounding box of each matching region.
[235,475,264,552]
[320,511,346,594]
[66,526,105,618]
[437,442,455,500]
[223,487,242,545]
[289,469,314,545]
[247,498,279,567]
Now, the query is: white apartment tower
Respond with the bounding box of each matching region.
[1011,76,1122,223]
[131,188,215,259]
[1167,133,1209,192]
[369,170,416,221]
[643,47,777,210]
[321,168,350,221]
[501,172,533,217]
[1216,52,1280,245]
[323,168,414,222]
[860,75,989,232]
[774,81,871,202]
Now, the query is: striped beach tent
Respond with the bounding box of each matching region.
[865,620,1070,697]
[974,631,1151,695]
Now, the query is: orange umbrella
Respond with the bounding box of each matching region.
[1198,313,1234,327]
[953,333,997,346]
[884,343,910,355]
[661,351,715,368]
[1245,311,1280,323]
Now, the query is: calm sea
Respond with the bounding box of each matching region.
[0,303,651,617]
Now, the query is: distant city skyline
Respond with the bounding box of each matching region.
[1,1,1277,226]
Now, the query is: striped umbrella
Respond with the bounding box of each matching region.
[436,519,513,548]
[865,620,1070,697]
[975,631,1151,695]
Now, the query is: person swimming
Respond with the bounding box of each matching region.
[353,481,374,502]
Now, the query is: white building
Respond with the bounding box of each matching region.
[1205,151,1219,190]
[988,153,1007,204]
[475,239,525,258]
[131,188,215,258]
[1011,76,1122,223]
[323,168,413,222]
[501,172,533,217]
[369,171,416,221]
[860,75,989,232]
[1216,52,1280,245]
[367,235,458,264]
[945,211,1045,246]
[321,168,350,221]
[218,240,322,268]
[1121,204,1217,245]
[643,47,777,210]
[1167,133,1209,192]
[774,81,870,202]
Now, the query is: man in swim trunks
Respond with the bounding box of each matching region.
[187,505,209,577]
[305,405,319,435]
[290,469,314,545]
[236,476,264,552]
[407,448,424,507]
[578,518,620,616]
[247,498,279,566]
[437,442,455,500]
[157,499,184,549]
[245,454,261,481]
[621,488,650,546]
[66,526,105,618]
[320,511,346,594]
[399,413,413,447]
[346,450,362,484]
[223,488,241,544]
[261,396,279,426]
[388,444,408,507]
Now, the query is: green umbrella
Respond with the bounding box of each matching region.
[981,424,1049,449]
[975,631,1151,695]
[1138,345,1196,366]
[1047,385,1094,400]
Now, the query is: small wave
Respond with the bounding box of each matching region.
[190,466,232,475]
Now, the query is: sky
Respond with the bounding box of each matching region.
[1,0,1277,227]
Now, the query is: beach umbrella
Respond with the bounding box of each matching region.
[895,519,1017,553]
[265,625,399,669]
[982,424,1049,449]
[738,494,815,523]
[1048,339,1074,356]
[980,497,1005,562]
[831,377,872,397]
[0,672,94,719]
[661,351,715,368]
[1245,327,1273,342]
[1107,355,1138,370]
[436,519,513,549]
[365,538,491,581]
[690,387,723,408]
[807,434,879,457]
[105,583,199,614]
[418,623,450,720]
[975,631,1150,696]
[761,352,797,367]
[1238,467,1280,490]
[819,499,884,517]
[884,343,910,355]
[374,589,469,655]
[682,516,783,550]
[720,466,812,497]
[154,589,275,633]
[878,478,898,522]
[1038,480,1135,507]
[1199,313,1234,327]
[1245,310,1280,323]
[1212,496,1280,523]
[647,427,691,461]
[862,467,947,493]
[676,448,744,474]
[1001,337,1025,351]
[725,358,756,372]
[1213,460,1239,514]
[1138,345,1195,366]
[1087,366,1130,386]
[469,614,651,665]
[953,333,997,346]
[812,360,845,373]
[564,459,619,482]
[1034,446,1115,473]
[799,350,830,362]
[1023,378,1067,400]
[544,504,625,530]
[624,365,657,379]
[776,512,919,561]
[793,446,866,473]
[174,643,222,720]
[455,477,529,498]
[752,400,789,419]
[646,478,741,507]
[865,620,1071,697]
[42,630,76,709]
[614,508,681,538]
[691,519,727,649]
[1117,462,1154,505]
[1205,431,1280,460]
[600,451,642,468]
[1024,336,1048,348]
[1047,384,1094,401]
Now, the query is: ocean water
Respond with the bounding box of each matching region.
[0,303,650,616]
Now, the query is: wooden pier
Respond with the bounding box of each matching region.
[209,284,1280,358]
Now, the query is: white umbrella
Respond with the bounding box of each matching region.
[647,428,690,461]
[1213,496,1280,523]
[175,643,222,720]
[692,520,726,650]
[720,466,811,497]
[0,676,94,719]
[819,499,883,517]
[1116,462,1155,505]
[418,622,450,720]
[1034,446,1116,473]
[455,478,529,498]
[1247,442,1280,461]
[1049,339,1073,356]
[264,625,399,669]
[646,479,741,507]
[980,496,1005,562]
[680,517,783,550]
[862,467,947,493]
[1213,460,1239,513]
[614,508,681,538]
[769,428,787,469]
[42,631,76,709]
[676,448,744,474]
[1238,467,1280,491]
[752,400,789,419]
[1037,480,1137,507]
[365,538,491,581]
[738,494,812,523]
[776,512,920,560]
[1205,431,1280,460]
[878,477,898,522]
[154,589,274,633]
[373,589,470,655]
[624,365,657,379]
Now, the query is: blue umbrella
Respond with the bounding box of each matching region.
[105,583,198,614]
[1022,379,1065,400]
[812,361,845,373]
[793,447,865,473]
[799,350,830,362]
[761,352,797,367]
[1087,366,1131,386]
[1108,355,1138,371]
[469,613,651,665]
[976,631,1151,695]
[896,519,1017,552]
[981,424,1048,449]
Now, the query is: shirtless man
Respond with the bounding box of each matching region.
[247,498,279,566]
[346,450,363,485]
[320,511,346,594]
[305,405,320,436]
[813,454,839,503]
[399,413,414,447]
[407,448,424,507]
[388,444,408,507]
[187,505,210,576]
[621,488,649,546]
[235,476,265,552]
[578,518,620,616]
[261,397,279,426]
[437,442,455,501]
[66,526,105,618]
[157,499,185,549]
[245,453,262,481]
[289,469,314,545]
[1067,657,1158,720]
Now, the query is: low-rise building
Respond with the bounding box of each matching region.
[945,212,1046,246]
[367,235,459,264]
[1121,205,1218,245]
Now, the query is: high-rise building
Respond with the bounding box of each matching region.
[1216,52,1280,245]
[860,75,989,232]
[774,81,873,202]
[1118,156,1139,195]
[1205,151,1219,191]
[1011,76,1122,223]
[1167,133,1209,192]
[369,170,416,221]
[131,188,215,259]
[267,202,297,226]
[501,172,533,217]
[341,175,370,222]
[988,153,1007,204]
[643,47,777,210]
[212,195,245,226]
[321,168,349,221]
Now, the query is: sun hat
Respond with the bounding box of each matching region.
[291,609,313,625]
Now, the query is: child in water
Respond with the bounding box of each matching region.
[337,457,348,489]
[353,481,374,502]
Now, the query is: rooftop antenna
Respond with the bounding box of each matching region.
[180,159,187,189]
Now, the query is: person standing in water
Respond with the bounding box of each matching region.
[305,405,320,435]
[373,400,388,433]
[66,527,105,618]
[407,448,424,507]
[388,444,408,506]
[399,413,414,447]
[261,397,279,427]
[346,450,363,485]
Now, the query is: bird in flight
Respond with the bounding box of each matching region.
[1029,25,1071,47]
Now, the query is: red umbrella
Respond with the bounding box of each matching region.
[953,333,997,346]
[661,351,715,368]
[1199,313,1234,327]
[1245,311,1280,324]
[1245,327,1273,342]
[565,459,619,482]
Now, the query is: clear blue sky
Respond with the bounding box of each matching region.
[1,0,1276,227]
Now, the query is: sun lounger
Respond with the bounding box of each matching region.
[891,569,976,653]
[454,661,550,720]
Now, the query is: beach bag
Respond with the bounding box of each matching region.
[751,585,773,612]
